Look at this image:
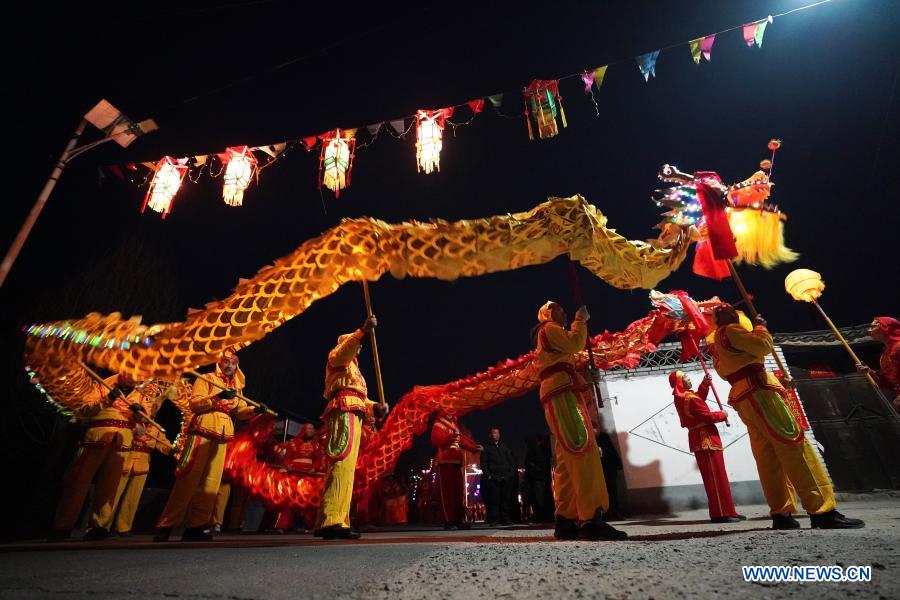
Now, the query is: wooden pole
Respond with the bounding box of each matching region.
[78,361,170,446]
[688,337,729,426]
[811,300,892,407]
[725,260,794,386]
[187,370,277,416]
[362,279,387,407]
[568,260,603,410]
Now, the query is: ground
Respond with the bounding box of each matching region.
[1,496,897,599]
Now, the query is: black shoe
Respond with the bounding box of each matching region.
[116,531,133,538]
[580,520,628,541]
[181,527,214,541]
[83,527,109,541]
[499,521,512,526]
[457,522,471,530]
[443,522,454,530]
[554,516,579,540]
[313,525,338,540]
[810,510,865,529]
[153,527,172,542]
[772,513,801,530]
[711,516,745,524]
[334,527,361,540]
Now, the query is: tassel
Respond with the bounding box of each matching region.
[526,114,534,141]
[559,103,568,129]
[729,209,799,268]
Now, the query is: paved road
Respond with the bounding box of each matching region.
[2,497,898,599]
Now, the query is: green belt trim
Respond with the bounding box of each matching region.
[552,390,589,452]
[326,412,352,459]
[177,435,196,471]
[752,390,801,441]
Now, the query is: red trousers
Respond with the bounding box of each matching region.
[694,449,739,519]
[437,463,466,525]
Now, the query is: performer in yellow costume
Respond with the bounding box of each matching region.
[711,304,864,530]
[534,301,626,540]
[314,315,388,540]
[49,373,149,541]
[112,392,172,536]
[154,351,260,541]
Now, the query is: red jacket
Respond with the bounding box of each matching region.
[673,379,727,452]
[275,436,323,475]
[431,415,479,465]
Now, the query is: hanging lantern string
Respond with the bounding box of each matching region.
[114,1,834,183]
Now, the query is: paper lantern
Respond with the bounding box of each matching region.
[319,129,356,197]
[222,146,257,207]
[785,269,825,303]
[523,80,566,140]
[142,156,187,217]
[415,109,452,174]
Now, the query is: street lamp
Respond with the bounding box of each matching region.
[0,99,158,287]
[784,268,894,411]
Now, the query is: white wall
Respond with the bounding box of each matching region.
[601,365,759,491]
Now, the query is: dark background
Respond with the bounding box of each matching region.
[2,1,897,536]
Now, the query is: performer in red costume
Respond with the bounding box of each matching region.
[858,317,900,412]
[430,414,483,529]
[272,423,323,531]
[669,370,745,523]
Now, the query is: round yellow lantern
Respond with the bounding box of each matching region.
[784,269,825,303]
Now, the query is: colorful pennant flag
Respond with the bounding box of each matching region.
[487,94,504,109]
[744,17,772,48]
[467,98,485,114]
[636,50,661,81]
[389,119,407,136]
[366,123,382,135]
[689,35,716,64]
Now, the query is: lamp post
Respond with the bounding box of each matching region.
[784,268,892,408]
[0,100,158,287]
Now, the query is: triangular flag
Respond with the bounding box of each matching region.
[467,98,484,114]
[366,123,382,135]
[389,119,406,135]
[636,50,660,81]
[593,65,608,89]
[581,70,595,92]
[344,128,357,139]
[689,38,703,64]
[701,34,716,61]
[302,136,317,150]
[744,17,772,47]
[487,94,504,108]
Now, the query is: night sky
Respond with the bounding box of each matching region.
[2,1,898,531]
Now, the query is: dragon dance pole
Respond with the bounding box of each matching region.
[568,260,603,409]
[78,361,170,445]
[726,260,794,386]
[187,370,278,416]
[362,279,387,407]
[687,336,729,427]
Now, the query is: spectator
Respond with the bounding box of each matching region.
[480,426,515,525]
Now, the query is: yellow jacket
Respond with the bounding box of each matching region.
[322,329,372,415]
[187,371,253,442]
[125,424,171,475]
[535,318,587,402]
[712,323,773,378]
[77,376,138,449]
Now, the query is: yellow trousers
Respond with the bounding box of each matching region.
[734,393,836,515]
[213,482,231,527]
[315,412,363,529]
[53,443,128,531]
[113,472,147,534]
[543,399,609,521]
[157,435,227,528]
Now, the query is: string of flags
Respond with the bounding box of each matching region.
[106,6,817,218]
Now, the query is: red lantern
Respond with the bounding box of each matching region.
[142,156,188,218]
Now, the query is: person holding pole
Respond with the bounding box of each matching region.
[668,370,744,523]
[313,315,389,540]
[154,350,263,541]
[534,301,626,541]
[49,373,158,541]
[710,304,864,530]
